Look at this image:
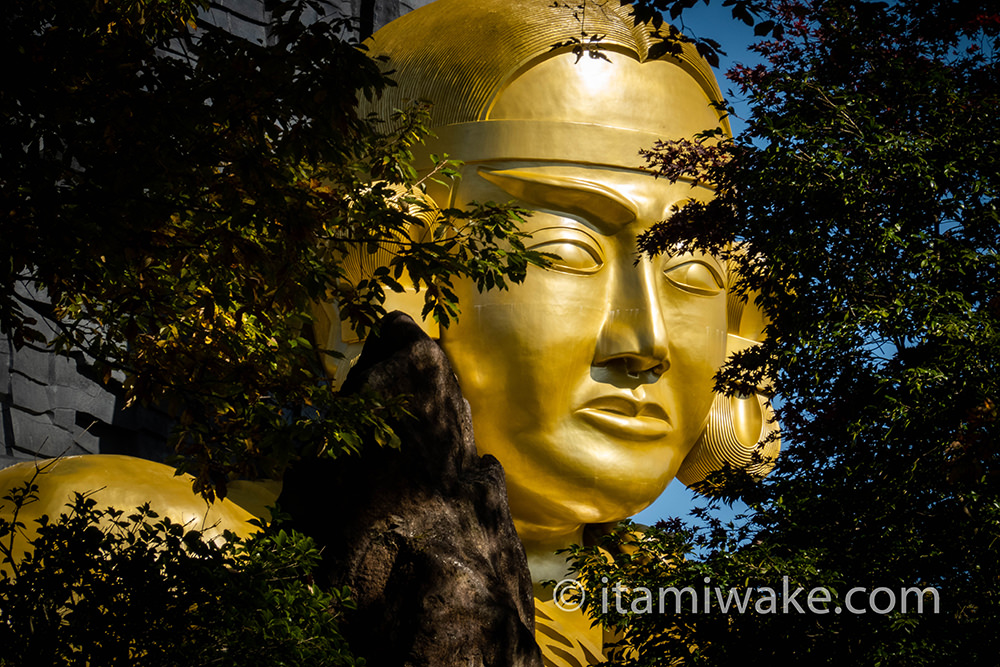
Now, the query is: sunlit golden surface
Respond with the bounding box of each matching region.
[0,456,267,577]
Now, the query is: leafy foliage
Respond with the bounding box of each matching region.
[0,475,359,666]
[1,0,548,495]
[625,0,783,67]
[572,0,1000,663]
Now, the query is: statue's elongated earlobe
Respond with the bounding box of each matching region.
[677,388,780,487]
[677,278,781,488]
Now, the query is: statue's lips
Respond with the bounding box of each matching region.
[575,397,671,441]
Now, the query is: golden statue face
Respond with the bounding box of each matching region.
[314,0,778,544]
[438,166,727,529]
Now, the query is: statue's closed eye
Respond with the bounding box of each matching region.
[528,227,604,275]
[664,260,724,295]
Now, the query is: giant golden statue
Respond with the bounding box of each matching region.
[320,0,776,571]
[312,0,777,662]
[0,1,776,664]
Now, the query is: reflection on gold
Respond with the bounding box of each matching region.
[312,1,780,663]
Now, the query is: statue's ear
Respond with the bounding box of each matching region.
[312,187,442,389]
[677,258,780,489]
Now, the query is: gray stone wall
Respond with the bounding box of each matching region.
[1,285,175,469]
[1,0,433,470]
[204,0,272,42]
[198,0,437,45]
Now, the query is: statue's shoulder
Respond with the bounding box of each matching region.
[0,455,262,547]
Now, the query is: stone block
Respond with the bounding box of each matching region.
[10,371,52,417]
[50,352,83,384]
[220,0,266,21]
[52,408,76,430]
[69,423,101,455]
[49,353,105,394]
[10,345,56,386]
[48,384,116,424]
[9,408,86,459]
[203,3,267,43]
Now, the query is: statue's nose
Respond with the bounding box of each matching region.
[592,261,670,380]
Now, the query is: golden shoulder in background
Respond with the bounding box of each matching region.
[0,455,268,578]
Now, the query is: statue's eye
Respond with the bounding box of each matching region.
[531,240,603,273]
[528,228,604,275]
[664,260,724,295]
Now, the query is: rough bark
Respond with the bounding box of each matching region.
[279,311,541,667]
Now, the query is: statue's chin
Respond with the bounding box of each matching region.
[504,474,671,538]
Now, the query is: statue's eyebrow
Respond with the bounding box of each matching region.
[477,167,638,232]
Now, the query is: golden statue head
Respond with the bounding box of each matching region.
[315,0,777,559]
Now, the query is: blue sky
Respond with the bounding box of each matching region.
[663,1,765,135]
